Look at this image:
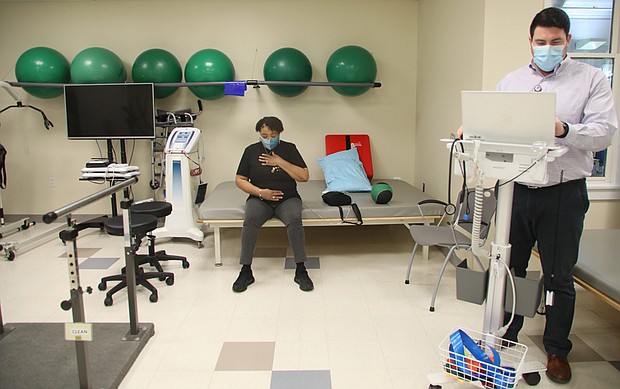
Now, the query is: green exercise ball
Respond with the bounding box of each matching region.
[132,48,182,99]
[185,49,235,100]
[371,182,393,204]
[326,45,377,96]
[70,47,127,84]
[15,47,70,99]
[263,47,312,97]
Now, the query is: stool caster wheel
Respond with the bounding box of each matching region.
[98,282,107,291]
[149,293,158,303]
[7,250,15,261]
[104,296,113,306]
[60,300,72,311]
[182,260,190,269]
[165,276,174,286]
[429,385,442,389]
[523,372,541,385]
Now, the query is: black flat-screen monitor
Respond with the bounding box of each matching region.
[65,83,156,140]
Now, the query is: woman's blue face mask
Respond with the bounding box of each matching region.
[532,44,565,72]
[260,136,279,150]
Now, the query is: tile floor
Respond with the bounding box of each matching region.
[0,221,619,388]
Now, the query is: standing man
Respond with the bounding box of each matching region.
[497,7,617,384]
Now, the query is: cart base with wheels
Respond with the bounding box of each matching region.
[428,327,546,388]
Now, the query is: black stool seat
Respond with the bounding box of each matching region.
[131,201,172,219]
[104,214,158,236]
[99,212,174,306]
[131,201,190,269]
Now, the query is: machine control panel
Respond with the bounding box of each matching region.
[165,127,201,154]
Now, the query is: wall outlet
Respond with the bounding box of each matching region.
[49,177,56,188]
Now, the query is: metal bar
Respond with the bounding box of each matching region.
[0,81,22,102]
[214,227,222,267]
[0,300,4,334]
[119,140,130,200]
[121,205,140,336]
[8,80,382,88]
[107,140,118,217]
[43,177,138,224]
[482,180,514,335]
[248,80,382,87]
[64,235,92,389]
[57,225,93,389]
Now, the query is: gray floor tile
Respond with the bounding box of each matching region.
[271,370,332,389]
[529,334,605,362]
[284,256,320,269]
[58,247,102,259]
[79,257,119,270]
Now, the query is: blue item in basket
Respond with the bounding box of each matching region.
[448,329,516,388]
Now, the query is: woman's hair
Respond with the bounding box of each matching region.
[530,7,570,38]
[255,116,284,133]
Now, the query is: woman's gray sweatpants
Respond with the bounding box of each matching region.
[239,197,308,265]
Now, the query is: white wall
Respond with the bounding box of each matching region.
[482,0,542,90]
[0,0,418,215]
[415,0,485,200]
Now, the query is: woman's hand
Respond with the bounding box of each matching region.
[262,188,284,201]
[235,176,285,201]
[259,152,309,182]
[259,153,282,167]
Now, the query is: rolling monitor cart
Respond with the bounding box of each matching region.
[428,139,567,388]
[453,139,566,333]
[458,90,560,334]
[154,127,204,245]
[65,83,156,215]
[428,91,567,388]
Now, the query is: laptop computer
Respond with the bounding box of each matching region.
[461,91,557,146]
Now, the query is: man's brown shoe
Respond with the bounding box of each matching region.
[546,354,571,384]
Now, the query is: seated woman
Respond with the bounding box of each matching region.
[233,116,313,292]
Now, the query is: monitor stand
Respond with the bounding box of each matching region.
[445,138,567,335]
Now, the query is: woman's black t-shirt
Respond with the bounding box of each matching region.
[236,140,307,203]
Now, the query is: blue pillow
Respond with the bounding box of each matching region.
[322,147,360,161]
[317,148,372,192]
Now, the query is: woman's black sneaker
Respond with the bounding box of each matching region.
[232,269,255,292]
[294,270,314,291]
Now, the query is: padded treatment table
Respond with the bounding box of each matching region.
[198,179,444,266]
[574,229,620,310]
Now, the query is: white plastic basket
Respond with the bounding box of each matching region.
[438,327,527,388]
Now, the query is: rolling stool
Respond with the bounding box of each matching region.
[130,201,190,269]
[98,213,175,306]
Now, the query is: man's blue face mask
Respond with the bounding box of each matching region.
[532,44,564,72]
[260,136,279,150]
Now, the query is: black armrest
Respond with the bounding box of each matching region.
[418,199,448,207]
